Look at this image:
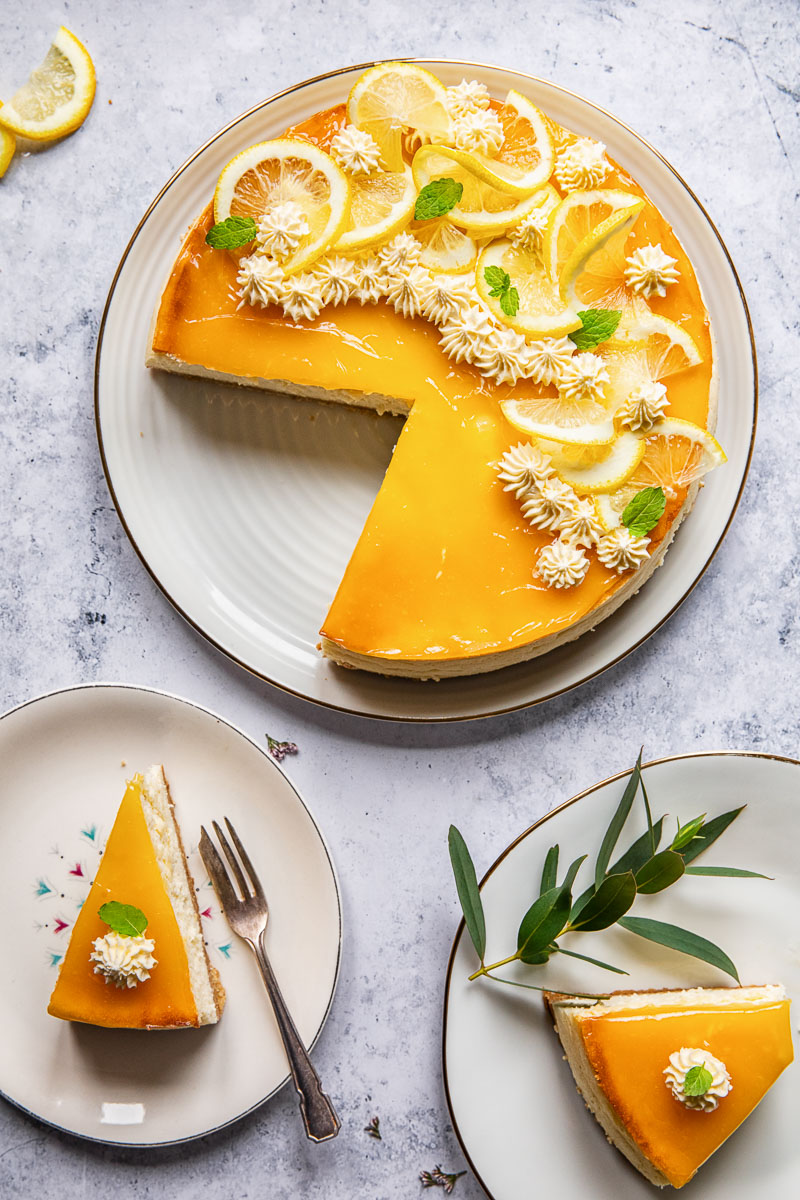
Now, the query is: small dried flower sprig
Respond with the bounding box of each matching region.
[364,1115,381,1140]
[449,750,770,992]
[420,1165,467,1192]
[266,734,298,763]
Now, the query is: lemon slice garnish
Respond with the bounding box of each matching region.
[542,431,646,493]
[412,144,552,235]
[459,90,554,196]
[411,218,478,273]
[347,63,451,172]
[544,189,643,284]
[559,203,645,307]
[0,127,16,177]
[335,167,416,254]
[213,139,351,275]
[475,239,582,338]
[0,27,95,142]
[501,398,617,446]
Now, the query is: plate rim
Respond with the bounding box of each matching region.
[441,748,799,1198]
[0,681,343,1149]
[94,57,758,725]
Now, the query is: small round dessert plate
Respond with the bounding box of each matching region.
[0,684,341,1147]
[443,752,799,1198]
[96,59,756,722]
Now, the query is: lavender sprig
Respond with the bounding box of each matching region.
[364,1115,381,1140]
[420,1166,466,1193]
[266,734,298,763]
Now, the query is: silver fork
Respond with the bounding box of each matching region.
[199,819,340,1142]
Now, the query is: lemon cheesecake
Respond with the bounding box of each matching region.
[147,64,724,679]
[48,765,225,1029]
[545,986,793,1188]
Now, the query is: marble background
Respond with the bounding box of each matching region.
[1,0,798,1195]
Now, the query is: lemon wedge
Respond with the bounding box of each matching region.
[335,167,415,254]
[475,239,582,338]
[347,63,451,172]
[214,139,350,275]
[544,431,646,493]
[411,217,478,273]
[461,90,554,196]
[412,144,551,235]
[0,127,16,177]
[0,27,96,142]
[544,189,643,284]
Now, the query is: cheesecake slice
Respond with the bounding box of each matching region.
[48,765,225,1029]
[545,986,793,1189]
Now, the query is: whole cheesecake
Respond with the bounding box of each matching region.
[147,64,722,679]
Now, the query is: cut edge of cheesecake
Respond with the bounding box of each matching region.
[139,764,225,1026]
[543,985,788,1190]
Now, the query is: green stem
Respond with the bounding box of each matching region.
[468,951,520,981]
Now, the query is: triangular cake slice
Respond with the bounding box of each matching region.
[48,765,225,1029]
[545,986,793,1189]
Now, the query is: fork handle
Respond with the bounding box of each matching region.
[249,936,340,1142]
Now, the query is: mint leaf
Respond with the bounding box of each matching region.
[414,177,463,221]
[684,1064,713,1097]
[484,265,510,296]
[501,285,520,317]
[205,215,258,249]
[98,901,148,938]
[569,308,622,350]
[622,486,666,537]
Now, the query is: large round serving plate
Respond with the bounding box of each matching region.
[443,752,798,1198]
[96,59,756,722]
[0,684,341,1146]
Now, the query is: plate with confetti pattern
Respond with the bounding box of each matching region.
[0,683,341,1146]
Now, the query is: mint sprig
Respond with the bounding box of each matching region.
[449,750,766,993]
[483,266,520,317]
[98,901,148,938]
[569,308,622,350]
[414,177,463,221]
[622,486,667,537]
[683,1063,713,1097]
[205,215,258,249]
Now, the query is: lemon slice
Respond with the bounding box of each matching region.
[560,203,645,307]
[476,239,582,338]
[335,166,415,253]
[0,27,95,142]
[347,63,451,172]
[502,397,617,446]
[412,144,551,235]
[545,431,646,493]
[411,217,478,273]
[599,312,703,409]
[214,139,350,275]
[0,127,15,177]
[544,189,643,284]
[595,418,725,528]
[462,90,554,196]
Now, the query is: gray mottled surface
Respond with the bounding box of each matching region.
[1,0,798,1196]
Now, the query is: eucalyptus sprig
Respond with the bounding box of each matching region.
[448,751,770,991]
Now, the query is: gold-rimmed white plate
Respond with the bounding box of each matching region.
[0,684,341,1147]
[95,60,756,722]
[443,752,798,1197]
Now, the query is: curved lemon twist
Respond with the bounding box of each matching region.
[412,144,552,235]
[0,128,16,177]
[559,202,645,308]
[214,139,351,275]
[347,63,451,172]
[475,239,582,338]
[544,189,643,284]
[0,27,95,142]
[335,167,416,254]
[462,90,554,196]
[544,432,646,494]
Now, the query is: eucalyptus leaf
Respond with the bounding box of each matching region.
[555,946,629,975]
[540,845,559,895]
[572,818,664,917]
[685,865,771,879]
[671,814,706,852]
[635,849,686,894]
[517,885,571,961]
[680,808,745,864]
[617,916,740,982]
[560,854,588,893]
[448,825,486,961]
[570,872,636,932]
[594,756,642,889]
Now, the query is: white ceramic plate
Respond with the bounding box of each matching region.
[0,684,341,1147]
[95,60,756,722]
[443,752,799,1198]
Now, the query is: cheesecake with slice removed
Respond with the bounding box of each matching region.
[544,986,793,1189]
[48,765,225,1029]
